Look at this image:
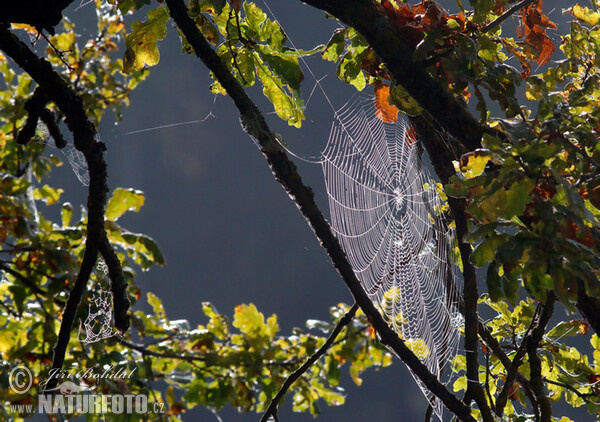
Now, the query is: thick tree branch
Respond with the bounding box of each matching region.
[300,0,483,152]
[0,27,130,392]
[17,87,66,147]
[0,0,75,33]
[447,197,494,422]
[165,1,475,420]
[415,116,494,419]
[260,304,359,422]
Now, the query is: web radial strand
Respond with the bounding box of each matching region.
[322,94,461,420]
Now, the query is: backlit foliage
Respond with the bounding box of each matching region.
[1,0,600,420]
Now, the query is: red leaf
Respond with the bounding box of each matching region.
[422,1,448,31]
[517,0,556,66]
[528,26,555,66]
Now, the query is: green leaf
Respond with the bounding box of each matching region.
[147,292,166,318]
[322,28,347,62]
[547,320,589,339]
[255,59,304,127]
[390,83,423,116]
[470,235,506,267]
[33,185,63,205]
[123,7,169,74]
[122,232,166,269]
[573,5,600,27]
[487,263,503,301]
[459,149,491,179]
[106,188,145,221]
[258,47,303,90]
[233,303,268,337]
[503,177,535,219]
[243,2,267,34]
[61,202,73,227]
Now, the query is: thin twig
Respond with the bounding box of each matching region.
[482,0,535,33]
[495,304,542,416]
[118,337,207,362]
[0,263,65,307]
[260,304,359,422]
[478,321,539,418]
[527,293,555,422]
[543,378,599,403]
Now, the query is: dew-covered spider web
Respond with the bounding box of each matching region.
[77,259,116,343]
[321,93,462,419]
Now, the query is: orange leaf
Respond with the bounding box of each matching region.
[528,26,555,66]
[374,83,400,123]
[518,0,556,66]
[375,84,400,123]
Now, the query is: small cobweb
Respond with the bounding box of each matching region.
[321,94,462,419]
[78,259,115,343]
[35,122,90,186]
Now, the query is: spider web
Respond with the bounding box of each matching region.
[321,94,462,419]
[35,122,90,186]
[77,259,115,343]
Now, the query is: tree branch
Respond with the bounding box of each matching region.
[414,116,493,420]
[0,0,75,33]
[165,1,475,420]
[300,0,483,152]
[482,0,535,33]
[260,304,358,422]
[118,337,207,362]
[0,26,130,393]
[0,263,65,307]
[495,304,542,416]
[477,321,539,417]
[447,196,494,422]
[527,294,555,422]
[543,378,599,403]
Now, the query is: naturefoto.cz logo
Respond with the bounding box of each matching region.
[8,365,165,415]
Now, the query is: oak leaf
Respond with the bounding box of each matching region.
[374,83,400,123]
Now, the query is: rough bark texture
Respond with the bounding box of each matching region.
[301,0,483,151]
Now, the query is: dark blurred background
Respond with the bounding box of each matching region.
[44,1,581,421]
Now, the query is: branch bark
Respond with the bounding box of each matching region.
[413,116,540,417]
[165,0,475,420]
[447,196,494,422]
[527,294,555,422]
[482,0,534,33]
[0,26,130,392]
[300,0,483,152]
[495,304,542,416]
